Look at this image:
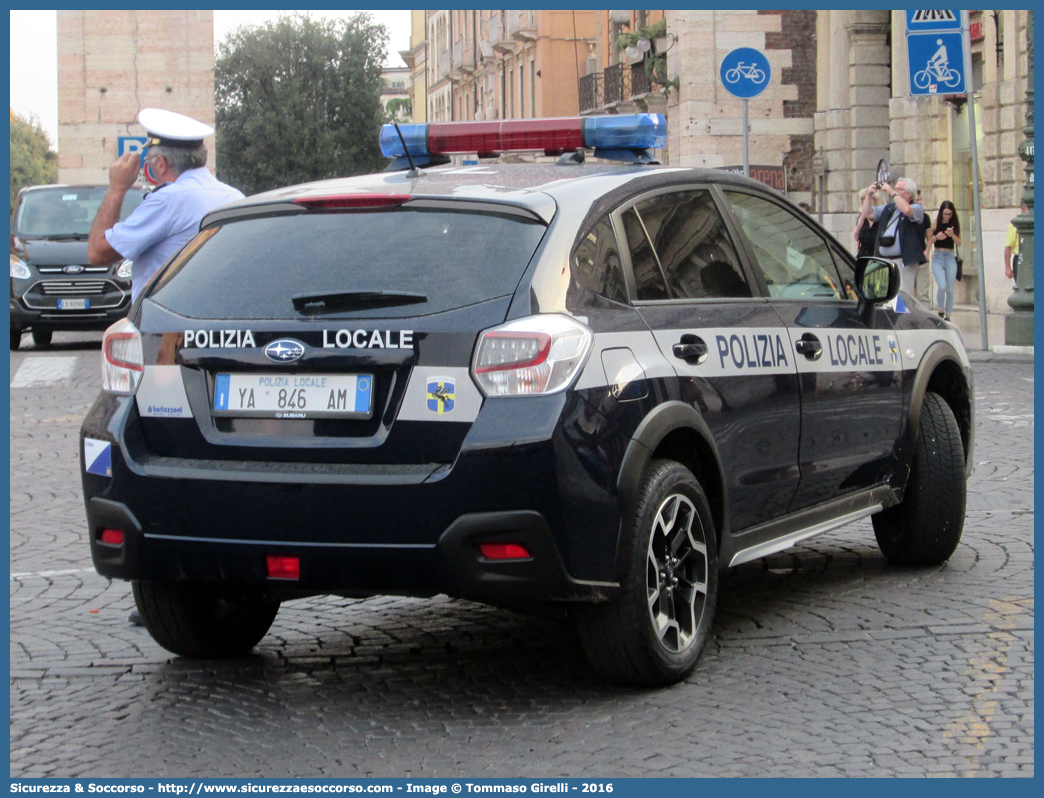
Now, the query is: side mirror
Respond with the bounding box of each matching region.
[854,256,900,326]
[855,256,900,302]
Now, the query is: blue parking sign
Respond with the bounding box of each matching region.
[118,136,148,165]
[905,10,961,32]
[907,31,966,95]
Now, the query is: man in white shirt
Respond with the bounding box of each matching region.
[88,108,245,301]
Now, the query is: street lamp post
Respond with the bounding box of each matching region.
[1006,10,1034,345]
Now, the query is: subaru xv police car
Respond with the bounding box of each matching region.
[80,115,972,686]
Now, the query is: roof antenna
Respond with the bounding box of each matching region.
[393,123,423,178]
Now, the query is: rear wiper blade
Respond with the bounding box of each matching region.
[40,233,89,240]
[291,289,428,312]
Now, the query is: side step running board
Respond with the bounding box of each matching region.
[728,505,883,567]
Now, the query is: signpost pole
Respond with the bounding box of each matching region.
[962,10,989,350]
[743,99,749,178]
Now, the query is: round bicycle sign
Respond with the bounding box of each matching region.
[720,47,771,99]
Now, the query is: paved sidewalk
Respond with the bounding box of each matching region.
[946,305,1033,357]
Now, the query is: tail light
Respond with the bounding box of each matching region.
[472,314,592,397]
[101,318,143,395]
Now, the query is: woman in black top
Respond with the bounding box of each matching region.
[925,201,962,320]
[853,186,883,257]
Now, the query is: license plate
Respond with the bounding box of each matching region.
[58,298,89,310]
[213,373,374,419]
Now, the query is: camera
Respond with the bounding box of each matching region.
[874,182,884,190]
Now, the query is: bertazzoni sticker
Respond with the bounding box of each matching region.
[136,365,194,418]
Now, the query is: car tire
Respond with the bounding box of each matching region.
[131,580,280,658]
[31,328,53,347]
[872,392,966,565]
[575,459,718,687]
[11,327,21,351]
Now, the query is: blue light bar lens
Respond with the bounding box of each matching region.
[582,114,667,151]
[379,124,429,159]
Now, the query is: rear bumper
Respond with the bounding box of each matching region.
[86,498,614,602]
[81,392,626,602]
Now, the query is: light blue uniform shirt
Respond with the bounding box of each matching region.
[105,167,244,300]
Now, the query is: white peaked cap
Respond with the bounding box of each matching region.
[138,108,214,146]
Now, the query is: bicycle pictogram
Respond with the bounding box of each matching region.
[724,62,767,85]
[913,38,962,89]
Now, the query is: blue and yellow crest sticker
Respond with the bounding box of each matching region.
[426,377,456,414]
[887,336,900,364]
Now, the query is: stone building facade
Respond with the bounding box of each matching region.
[815,10,1030,314]
[663,10,818,205]
[56,10,216,184]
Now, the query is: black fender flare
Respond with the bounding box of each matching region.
[903,340,973,473]
[615,401,728,567]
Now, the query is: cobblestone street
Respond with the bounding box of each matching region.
[9,333,1034,778]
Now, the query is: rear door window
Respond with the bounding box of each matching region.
[622,189,750,301]
[148,206,547,319]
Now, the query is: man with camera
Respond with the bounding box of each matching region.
[860,177,927,300]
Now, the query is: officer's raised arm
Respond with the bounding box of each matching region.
[88,152,139,266]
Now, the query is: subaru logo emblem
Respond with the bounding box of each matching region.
[264,339,306,363]
[63,265,85,274]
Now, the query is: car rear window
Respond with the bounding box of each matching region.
[148,207,548,319]
[15,187,143,238]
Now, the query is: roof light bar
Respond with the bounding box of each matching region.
[379,114,666,162]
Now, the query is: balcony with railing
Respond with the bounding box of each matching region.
[579,62,658,115]
[451,39,476,76]
[506,10,536,41]
[486,13,514,54]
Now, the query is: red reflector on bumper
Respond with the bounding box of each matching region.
[266,555,300,580]
[479,543,531,560]
[99,528,124,545]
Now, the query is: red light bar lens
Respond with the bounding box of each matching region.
[266,555,300,580]
[427,118,584,155]
[99,528,124,546]
[479,543,532,560]
[294,194,411,210]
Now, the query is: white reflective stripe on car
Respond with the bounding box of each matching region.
[136,365,193,418]
[397,366,482,422]
[894,328,970,368]
[653,327,797,377]
[785,327,901,374]
[574,331,675,391]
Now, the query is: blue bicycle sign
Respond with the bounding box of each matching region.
[720,47,771,99]
[907,31,966,95]
[724,61,767,86]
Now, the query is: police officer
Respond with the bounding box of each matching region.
[88,108,245,301]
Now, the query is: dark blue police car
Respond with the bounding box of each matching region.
[80,115,973,686]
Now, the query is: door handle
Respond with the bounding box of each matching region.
[672,335,708,365]
[795,333,823,361]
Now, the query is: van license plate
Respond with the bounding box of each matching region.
[58,298,88,310]
[213,373,373,419]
